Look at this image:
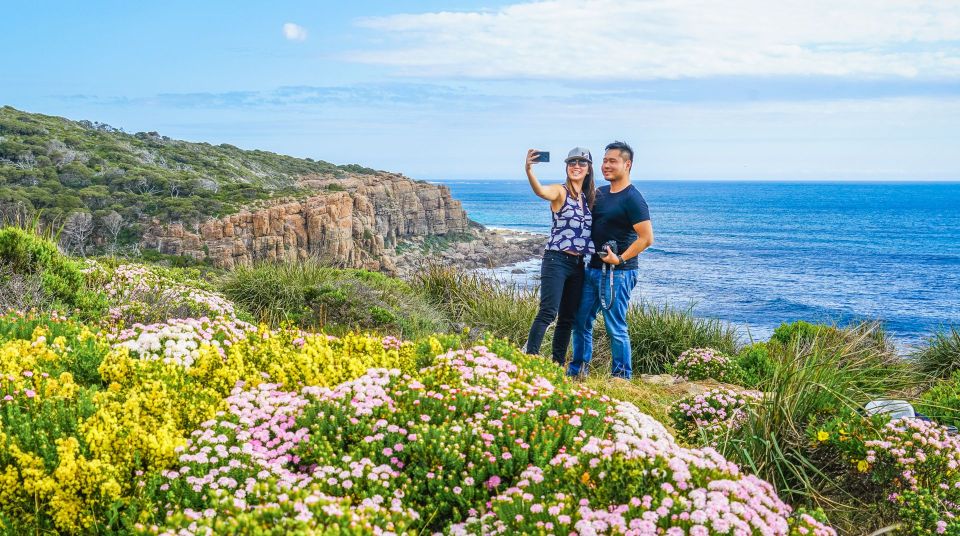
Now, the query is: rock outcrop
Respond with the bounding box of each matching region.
[389,229,546,278]
[141,172,472,272]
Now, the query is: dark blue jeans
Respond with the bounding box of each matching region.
[568,266,638,379]
[524,250,585,365]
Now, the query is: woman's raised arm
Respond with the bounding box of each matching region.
[525,149,563,203]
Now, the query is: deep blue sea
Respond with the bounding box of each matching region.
[435,179,960,348]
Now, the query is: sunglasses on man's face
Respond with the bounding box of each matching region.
[566,159,590,167]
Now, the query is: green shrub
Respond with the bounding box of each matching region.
[734,343,777,388]
[766,321,904,389]
[420,231,476,253]
[0,380,99,472]
[0,226,107,319]
[797,410,893,532]
[914,326,960,380]
[220,258,450,339]
[771,320,834,346]
[771,320,893,357]
[895,489,960,535]
[916,368,960,427]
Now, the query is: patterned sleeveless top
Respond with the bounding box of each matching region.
[545,185,594,256]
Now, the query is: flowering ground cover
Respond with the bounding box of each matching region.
[0,260,844,534]
[670,388,762,445]
[669,348,738,383]
[141,344,834,535]
[7,253,960,534]
[97,263,239,325]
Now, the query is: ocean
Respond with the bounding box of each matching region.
[434,179,960,349]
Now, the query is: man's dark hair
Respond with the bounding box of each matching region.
[605,141,633,162]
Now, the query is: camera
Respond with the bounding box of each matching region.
[601,240,619,255]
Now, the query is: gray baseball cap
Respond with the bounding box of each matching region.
[565,147,592,163]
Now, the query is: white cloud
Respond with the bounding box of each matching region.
[282,22,308,42]
[349,0,960,79]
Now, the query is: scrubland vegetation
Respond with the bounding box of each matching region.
[1,225,958,535]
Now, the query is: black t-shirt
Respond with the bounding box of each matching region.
[588,184,651,270]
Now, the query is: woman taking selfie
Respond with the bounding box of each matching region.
[523,147,596,366]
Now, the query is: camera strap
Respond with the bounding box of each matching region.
[599,262,616,311]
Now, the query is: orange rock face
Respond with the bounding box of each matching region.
[140,172,470,273]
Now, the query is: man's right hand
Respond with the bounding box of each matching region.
[601,245,621,265]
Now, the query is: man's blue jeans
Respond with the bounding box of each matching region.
[568,266,638,379]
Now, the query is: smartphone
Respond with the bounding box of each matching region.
[533,151,550,163]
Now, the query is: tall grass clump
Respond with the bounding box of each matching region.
[219,257,449,338]
[715,323,920,532]
[411,263,540,346]
[767,320,910,390]
[413,265,741,371]
[913,326,960,380]
[623,301,740,375]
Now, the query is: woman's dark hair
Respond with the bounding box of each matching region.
[566,163,596,210]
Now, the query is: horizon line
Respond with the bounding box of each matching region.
[428,177,960,184]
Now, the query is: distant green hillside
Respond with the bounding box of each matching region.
[0,105,376,252]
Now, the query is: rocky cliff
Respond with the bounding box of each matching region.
[141,172,472,272]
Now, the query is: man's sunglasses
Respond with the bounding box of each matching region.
[566,159,590,167]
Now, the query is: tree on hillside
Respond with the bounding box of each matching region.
[78,185,111,210]
[125,175,161,196]
[61,211,94,256]
[192,177,219,194]
[169,179,189,198]
[101,210,123,253]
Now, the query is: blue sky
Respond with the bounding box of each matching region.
[3,0,959,180]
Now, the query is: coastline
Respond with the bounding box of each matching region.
[484,226,547,242]
[390,226,546,277]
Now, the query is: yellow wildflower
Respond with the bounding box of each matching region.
[817,430,830,442]
[857,459,870,473]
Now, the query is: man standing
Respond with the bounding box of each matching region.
[567,141,654,380]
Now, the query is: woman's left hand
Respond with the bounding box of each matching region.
[525,149,541,170]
